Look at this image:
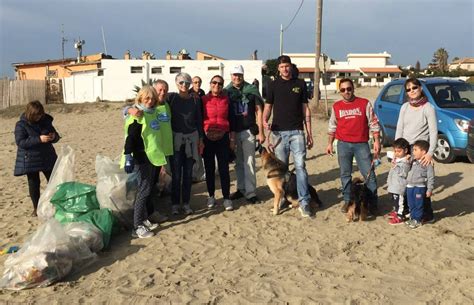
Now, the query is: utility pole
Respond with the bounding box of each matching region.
[279,24,283,56]
[61,24,68,64]
[313,0,323,111]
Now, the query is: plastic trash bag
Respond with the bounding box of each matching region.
[50,182,100,214]
[76,209,116,248]
[37,145,76,221]
[0,219,96,290]
[63,222,104,253]
[95,155,136,229]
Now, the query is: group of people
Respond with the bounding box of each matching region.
[13,55,438,239]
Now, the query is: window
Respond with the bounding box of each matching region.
[381,84,403,104]
[170,67,182,73]
[131,66,143,74]
[98,69,104,76]
[151,67,162,74]
[208,66,219,71]
[204,56,212,60]
[47,69,58,77]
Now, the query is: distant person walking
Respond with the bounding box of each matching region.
[263,55,314,218]
[14,101,60,217]
[225,65,265,204]
[326,78,381,216]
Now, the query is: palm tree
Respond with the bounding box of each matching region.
[433,48,449,72]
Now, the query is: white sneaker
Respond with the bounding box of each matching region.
[171,205,180,215]
[143,219,159,231]
[183,204,193,215]
[223,199,233,211]
[134,225,154,238]
[207,196,216,209]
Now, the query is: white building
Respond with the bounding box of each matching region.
[63,59,263,103]
[285,52,402,90]
[449,58,474,72]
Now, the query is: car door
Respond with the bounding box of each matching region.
[375,83,404,142]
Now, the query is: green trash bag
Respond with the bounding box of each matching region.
[76,209,116,248]
[54,210,84,224]
[51,182,100,213]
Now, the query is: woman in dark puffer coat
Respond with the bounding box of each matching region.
[14,100,60,216]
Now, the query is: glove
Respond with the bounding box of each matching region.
[124,154,135,173]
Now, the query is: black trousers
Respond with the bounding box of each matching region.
[134,162,161,228]
[203,134,231,199]
[26,170,53,210]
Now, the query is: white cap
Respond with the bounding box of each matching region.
[230,65,244,75]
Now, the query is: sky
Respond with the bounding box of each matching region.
[0,0,473,77]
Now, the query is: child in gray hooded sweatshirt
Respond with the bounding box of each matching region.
[406,140,435,229]
[386,138,411,225]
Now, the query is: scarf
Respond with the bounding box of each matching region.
[136,103,156,113]
[408,96,428,107]
[225,81,262,104]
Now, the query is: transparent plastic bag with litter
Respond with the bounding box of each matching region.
[37,145,76,221]
[0,219,96,290]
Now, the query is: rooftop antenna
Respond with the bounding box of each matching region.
[61,24,69,64]
[74,37,85,63]
[101,26,108,55]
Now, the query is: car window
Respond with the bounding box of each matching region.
[380,84,403,104]
[427,83,474,108]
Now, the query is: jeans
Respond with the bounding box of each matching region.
[235,129,256,198]
[170,145,194,206]
[337,141,377,205]
[203,134,230,199]
[26,170,52,210]
[271,130,310,207]
[407,186,426,221]
[134,162,160,228]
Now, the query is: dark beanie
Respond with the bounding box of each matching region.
[277,55,292,65]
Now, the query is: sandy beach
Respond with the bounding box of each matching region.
[0,88,473,304]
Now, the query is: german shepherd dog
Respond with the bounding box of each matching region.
[259,146,322,215]
[346,177,369,222]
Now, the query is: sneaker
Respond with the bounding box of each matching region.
[298,205,312,218]
[340,202,350,213]
[134,225,154,238]
[389,215,405,225]
[148,211,168,223]
[171,205,180,215]
[183,204,193,215]
[247,196,260,204]
[368,204,378,216]
[406,219,422,229]
[385,211,398,219]
[207,196,216,209]
[143,219,159,231]
[230,190,244,200]
[223,199,233,211]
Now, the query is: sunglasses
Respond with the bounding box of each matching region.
[340,87,353,93]
[178,81,191,86]
[406,86,419,93]
[193,81,201,84]
[211,80,224,86]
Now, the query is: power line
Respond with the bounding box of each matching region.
[283,0,305,32]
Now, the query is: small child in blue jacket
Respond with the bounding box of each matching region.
[406,140,435,229]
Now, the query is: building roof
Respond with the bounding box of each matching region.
[327,69,359,73]
[451,57,474,64]
[360,67,402,73]
[12,58,76,67]
[195,50,225,60]
[347,52,391,58]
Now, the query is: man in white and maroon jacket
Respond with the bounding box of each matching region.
[326,78,381,216]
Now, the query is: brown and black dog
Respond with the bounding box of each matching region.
[259,146,322,215]
[346,177,369,222]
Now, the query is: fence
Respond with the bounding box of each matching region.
[0,78,47,109]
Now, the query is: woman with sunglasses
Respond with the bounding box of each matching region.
[168,73,205,215]
[202,75,236,211]
[395,77,437,223]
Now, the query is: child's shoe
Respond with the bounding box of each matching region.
[134,225,154,238]
[223,199,233,211]
[406,219,422,229]
[389,215,405,225]
[385,210,397,219]
[143,219,159,231]
[422,216,435,224]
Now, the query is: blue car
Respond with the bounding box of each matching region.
[374,78,474,163]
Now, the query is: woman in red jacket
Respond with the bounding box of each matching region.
[202,75,235,211]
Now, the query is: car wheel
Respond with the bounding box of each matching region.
[379,127,388,147]
[433,135,456,163]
